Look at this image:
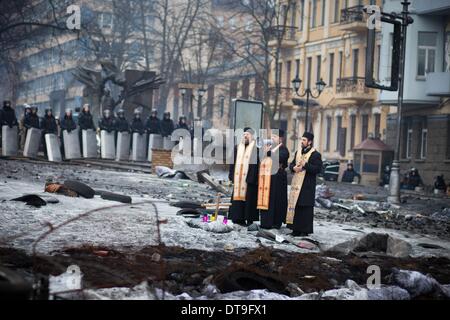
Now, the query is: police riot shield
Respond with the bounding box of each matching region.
[63,129,81,160]
[45,133,62,162]
[100,130,116,159]
[82,129,98,158]
[148,134,163,161]
[23,127,42,158]
[131,132,147,162]
[116,131,130,161]
[163,136,176,151]
[1,125,18,157]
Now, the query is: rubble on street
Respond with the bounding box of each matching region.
[1,159,449,300]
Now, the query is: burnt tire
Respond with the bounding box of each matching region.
[218,270,286,294]
[169,200,203,209]
[176,208,203,218]
[99,191,132,204]
[63,180,95,199]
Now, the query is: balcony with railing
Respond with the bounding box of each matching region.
[338,5,367,33]
[335,77,376,104]
[268,26,297,48]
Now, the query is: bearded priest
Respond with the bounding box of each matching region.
[228,127,260,226]
[286,132,323,236]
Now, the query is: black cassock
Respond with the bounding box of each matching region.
[228,144,260,225]
[288,148,322,234]
[260,145,290,229]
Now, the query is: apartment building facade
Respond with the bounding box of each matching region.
[381,0,450,186]
[270,0,388,170]
[10,0,157,121]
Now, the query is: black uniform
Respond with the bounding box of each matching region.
[288,147,323,234]
[115,117,130,133]
[146,115,161,134]
[24,113,40,129]
[341,168,361,183]
[160,118,174,137]
[176,121,189,131]
[78,110,96,130]
[131,117,145,135]
[99,117,116,132]
[228,144,260,226]
[260,145,290,229]
[1,105,18,127]
[41,114,58,135]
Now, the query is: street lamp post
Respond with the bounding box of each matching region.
[291,76,326,131]
[388,1,412,204]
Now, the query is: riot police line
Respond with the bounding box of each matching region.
[0,100,184,162]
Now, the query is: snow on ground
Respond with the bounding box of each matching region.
[1,169,450,258]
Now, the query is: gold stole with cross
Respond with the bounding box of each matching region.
[286,147,316,224]
[232,140,256,201]
[257,144,282,210]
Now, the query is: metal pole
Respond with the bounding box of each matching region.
[388,1,410,204]
[197,96,202,120]
[305,90,310,132]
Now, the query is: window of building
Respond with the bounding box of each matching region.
[420,128,428,159]
[329,52,334,86]
[374,113,381,138]
[336,115,342,151]
[295,59,300,77]
[219,96,225,117]
[286,60,292,92]
[311,0,317,28]
[350,114,356,150]
[217,16,224,28]
[402,118,412,159]
[352,48,359,78]
[229,17,237,31]
[306,57,312,88]
[99,13,113,29]
[320,0,326,26]
[316,55,321,83]
[417,118,428,159]
[299,0,305,31]
[333,0,340,23]
[338,51,343,79]
[417,32,437,78]
[326,116,332,151]
[277,62,283,87]
[361,114,369,141]
[245,20,252,32]
[242,79,250,99]
[376,44,381,81]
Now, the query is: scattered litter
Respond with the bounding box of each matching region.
[185,218,233,234]
[98,190,132,204]
[11,194,46,207]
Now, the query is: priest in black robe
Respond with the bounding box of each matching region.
[228,128,259,226]
[287,132,322,236]
[259,129,290,229]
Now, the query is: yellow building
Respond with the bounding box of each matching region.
[270,0,388,176]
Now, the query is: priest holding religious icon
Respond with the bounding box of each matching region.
[287,132,323,236]
[258,129,290,230]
